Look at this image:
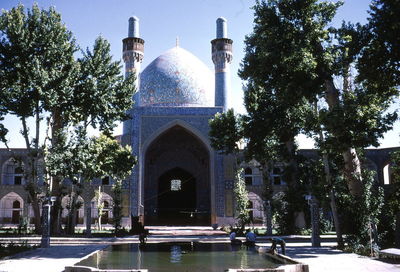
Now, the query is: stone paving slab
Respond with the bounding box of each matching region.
[285,246,400,272]
[0,245,105,272]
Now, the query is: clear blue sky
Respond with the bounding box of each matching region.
[0,0,398,148]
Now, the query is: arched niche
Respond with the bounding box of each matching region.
[1,158,25,185]
[0,192,24,224]
[144,125,210,225]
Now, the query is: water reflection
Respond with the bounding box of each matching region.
[78,242,284,272]
[170,245,182,263]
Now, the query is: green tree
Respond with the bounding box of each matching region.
[0,4,135,233]
[240,0,397,198]
[48,36,135,234]
[94,186,105,231]
[234,168,250,231]
[209,109,242,155]
[47,132,136,234]
[0,4,78,232]
[90,134,136,234]
[0,117,8,147]
[209,109,277,233]
[45,126,92,234]
[357,0,400,94]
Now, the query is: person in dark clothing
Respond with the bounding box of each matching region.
[244,229,256,246]
[139,231,147,244]
[268,237,286,255]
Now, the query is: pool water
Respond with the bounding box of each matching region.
[77,242,287,271]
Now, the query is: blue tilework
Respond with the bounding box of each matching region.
[139,47,214,107]
[127,106,227,218]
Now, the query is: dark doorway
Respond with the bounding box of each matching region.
[157,168,196,225]
[101,201,109,224]
[248,201,254,223]
[12,200,20,224]
[144,125,211,225]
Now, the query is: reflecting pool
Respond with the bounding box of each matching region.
[76,242,289,271]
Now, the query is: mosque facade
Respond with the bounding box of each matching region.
[121,16,239,226]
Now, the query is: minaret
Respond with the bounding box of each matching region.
[122,16,144,146]
[211,17,233,110]
[122,16,144,88]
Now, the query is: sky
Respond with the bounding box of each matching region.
[0,0,398,149]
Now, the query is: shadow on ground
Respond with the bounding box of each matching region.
[5,245,104,260]
[285,246,346,259]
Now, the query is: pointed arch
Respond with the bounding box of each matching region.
[141,119,212,155]
[1,158,25,185]
[91,192,114,223]
[61,195,85,224]
[0,192,24,224]
[248,192,264,224]
[141,121,213,225]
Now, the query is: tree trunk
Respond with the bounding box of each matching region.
[98,214,102,231]
[50,109,64,235]
[51,179,62,234]
[342,148,364,197]
[310,197,321,247]
[261,163,273,236]
[21,116,42,234]
[322,151,344,248]
[320,141,344,247]
[284,139,299,234]
[329,188,344,248]
[324,79,363,197]
[67,193,77,235]
[284,139,298,185]
[30,192,42,234]
[315,99,344,247]
[396,211,400,248]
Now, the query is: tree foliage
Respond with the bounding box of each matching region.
[0,4,136,233]
[0,4,79,233]
[209,109,242,155]
[357,0,400,95]
[234,168,250,230]
[240,0,398,198]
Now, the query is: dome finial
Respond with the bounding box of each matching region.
[176,36,179,47]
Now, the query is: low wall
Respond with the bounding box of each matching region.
[65,266,148,272]
[66,245,309,272]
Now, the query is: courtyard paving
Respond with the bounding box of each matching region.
[0,227,399,272]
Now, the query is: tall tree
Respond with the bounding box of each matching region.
[0,4,136,233]
[0,4,78,232]
[234,168,250,231]
[90,134,136,234]
[209,110,251,230]
[48,36,135,234]
[240,0,397,199]
[209,109,277,233]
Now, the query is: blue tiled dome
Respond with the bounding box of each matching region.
[139,47,214,107]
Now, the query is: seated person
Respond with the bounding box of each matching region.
[229,231,242,245]
[245,229,256,246]
[268,237,286,255]
[139,231,147,244]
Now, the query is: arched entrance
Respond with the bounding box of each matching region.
[0,192,24,224]
[144,125,210,225]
